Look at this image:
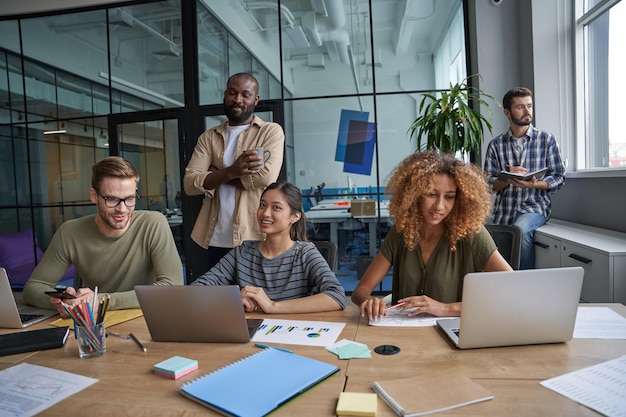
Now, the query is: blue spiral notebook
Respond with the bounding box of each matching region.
[180,348,339,417]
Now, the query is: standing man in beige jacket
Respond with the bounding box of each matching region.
[184,73,284,269]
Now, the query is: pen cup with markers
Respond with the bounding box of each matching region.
[76,322,106,359]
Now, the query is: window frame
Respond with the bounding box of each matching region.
[572,0,626,177]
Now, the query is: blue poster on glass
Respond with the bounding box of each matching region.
[335,109,369,162]
[343,120,376,175]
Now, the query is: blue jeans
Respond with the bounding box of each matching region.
[513,213,547,270]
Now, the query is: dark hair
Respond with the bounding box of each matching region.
[503,87,533,110]
[227,72,259,95]
[91,156,139,191]
[261,182,308,241]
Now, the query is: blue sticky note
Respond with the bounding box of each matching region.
[154,356,198,379]
[327,340,372,360]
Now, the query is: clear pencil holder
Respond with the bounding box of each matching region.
[76,322,106,359]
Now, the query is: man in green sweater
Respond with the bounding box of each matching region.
[24,156,183,317]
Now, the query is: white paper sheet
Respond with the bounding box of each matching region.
[369,308,455,327]
[540,355,626,417]
[574,307,626,339]
[0,363,98,417]
[251,319,346,346]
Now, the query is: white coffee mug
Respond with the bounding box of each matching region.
[249,148,271,170]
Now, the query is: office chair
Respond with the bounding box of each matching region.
[485,224,522,270]
[314,182,325,203]
[312,240,338,272]
[338,217,365,257]
[305,186,317,209]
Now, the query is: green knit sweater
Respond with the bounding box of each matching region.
[23,211,183,310]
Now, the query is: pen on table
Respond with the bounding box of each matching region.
[107,331,130,339]
[255,343,293,354]
[129,332,147,352]
[385,301,405,311]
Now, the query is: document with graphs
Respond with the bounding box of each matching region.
[0,363,97,417]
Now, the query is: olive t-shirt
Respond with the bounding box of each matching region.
[381,224,497,304]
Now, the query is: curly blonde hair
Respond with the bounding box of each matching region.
[386,151,492,251]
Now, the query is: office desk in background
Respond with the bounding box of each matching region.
[1,304,625,416]
[305,202,391,257]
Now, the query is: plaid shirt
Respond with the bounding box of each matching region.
[484,124,565,224]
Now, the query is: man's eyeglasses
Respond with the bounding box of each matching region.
[96,191,140,208]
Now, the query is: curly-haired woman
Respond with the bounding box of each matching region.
[351,151,512,320]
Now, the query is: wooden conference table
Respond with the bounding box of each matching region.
[1,303,625,416]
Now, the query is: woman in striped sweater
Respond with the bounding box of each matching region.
[191,182,346,313]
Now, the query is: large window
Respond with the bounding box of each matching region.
[1,0,469,288]
[0,3,186,247]
[578,0,625,169]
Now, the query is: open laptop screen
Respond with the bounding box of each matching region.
[135,285,260,343]
[437,267,584,349]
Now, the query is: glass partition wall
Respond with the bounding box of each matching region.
[0,0,468,290]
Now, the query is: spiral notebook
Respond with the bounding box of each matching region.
[180,348,339,417]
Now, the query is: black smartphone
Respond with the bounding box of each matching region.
[45,290,77,300]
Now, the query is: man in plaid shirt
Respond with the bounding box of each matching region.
[484,87,565,269]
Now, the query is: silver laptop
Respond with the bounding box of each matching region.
[135,285,263,343]
[437,267,584,349]
[0,267,59,328]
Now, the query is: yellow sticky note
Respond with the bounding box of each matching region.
[336,392,377,417]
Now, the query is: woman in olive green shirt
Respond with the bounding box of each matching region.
[351,151,512,320]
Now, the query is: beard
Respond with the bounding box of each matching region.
[224,100,255,125]
[511,113,532,127]
[98,208,132,231]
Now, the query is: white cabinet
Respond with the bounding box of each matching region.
[534,219,626,304]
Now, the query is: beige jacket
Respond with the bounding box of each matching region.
[183,115,285,249]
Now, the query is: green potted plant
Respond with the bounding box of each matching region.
[408,75,497,160]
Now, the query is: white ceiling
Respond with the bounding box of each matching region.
[217,0,457,69]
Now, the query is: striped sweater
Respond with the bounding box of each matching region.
[191,240,346,308]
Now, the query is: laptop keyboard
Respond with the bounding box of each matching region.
[20,313,43,323]
[247,319,263,338]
